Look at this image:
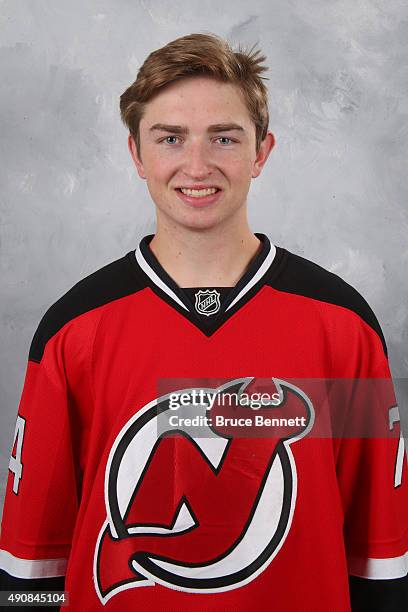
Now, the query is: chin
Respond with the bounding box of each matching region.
[176,211,231,231]
[155,200,238,232]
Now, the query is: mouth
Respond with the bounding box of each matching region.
[174,186,223,208]
[176,187,221,198]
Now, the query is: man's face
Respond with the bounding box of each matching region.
[129,75,274,231]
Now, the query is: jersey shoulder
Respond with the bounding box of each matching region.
[29,250,145,363]
[271,247,387,356]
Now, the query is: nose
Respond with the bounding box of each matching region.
[181,139,213,180]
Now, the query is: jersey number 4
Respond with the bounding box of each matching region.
[9,415,26,495]
[389,406,406,488]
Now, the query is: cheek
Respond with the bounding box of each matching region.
[215,146,254,167]
[141,144,174,171]
[144,158,175,185]
[226,155,254,182]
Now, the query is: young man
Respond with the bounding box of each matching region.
[0,33,407,611]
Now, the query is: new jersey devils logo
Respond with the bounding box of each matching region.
[94,378,314,604]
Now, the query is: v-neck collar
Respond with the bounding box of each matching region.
[133,233,278,336]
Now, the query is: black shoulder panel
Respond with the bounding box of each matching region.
[270,248,387,357]
[349,574,408,611]
[29,251,147,363]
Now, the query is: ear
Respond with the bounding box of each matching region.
[252,131,275,178]
[128,133,147,180]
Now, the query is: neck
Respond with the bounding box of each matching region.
[149,217,261,288]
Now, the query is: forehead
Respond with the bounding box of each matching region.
[141,76,252,126]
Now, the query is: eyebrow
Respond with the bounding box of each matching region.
[149,122,245,135]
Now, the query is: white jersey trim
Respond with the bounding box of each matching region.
[0,549,67,579]
[348,550,408,579]
[226,244,276,311]
[135,246,189,311]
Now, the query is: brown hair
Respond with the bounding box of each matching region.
[119,32,270,157]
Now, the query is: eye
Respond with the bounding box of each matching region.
[161,136,181,145]
[216,137,235,145]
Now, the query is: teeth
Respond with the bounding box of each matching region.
[180,187,218,197]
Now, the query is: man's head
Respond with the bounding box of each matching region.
[120,33,275,231]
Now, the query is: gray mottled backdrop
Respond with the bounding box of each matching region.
[1,0,407,513]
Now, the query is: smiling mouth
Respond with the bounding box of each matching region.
[176,187,221,198]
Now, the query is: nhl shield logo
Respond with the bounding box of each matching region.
[194,289,221,316]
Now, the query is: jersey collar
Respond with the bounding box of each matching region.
[134,233,277,336]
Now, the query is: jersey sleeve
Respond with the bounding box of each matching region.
[0,325,81,584]
[333,310,408,608]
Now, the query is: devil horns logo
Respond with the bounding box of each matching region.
[93,378,314,604]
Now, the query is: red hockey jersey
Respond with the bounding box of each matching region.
[0,233,407,611]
